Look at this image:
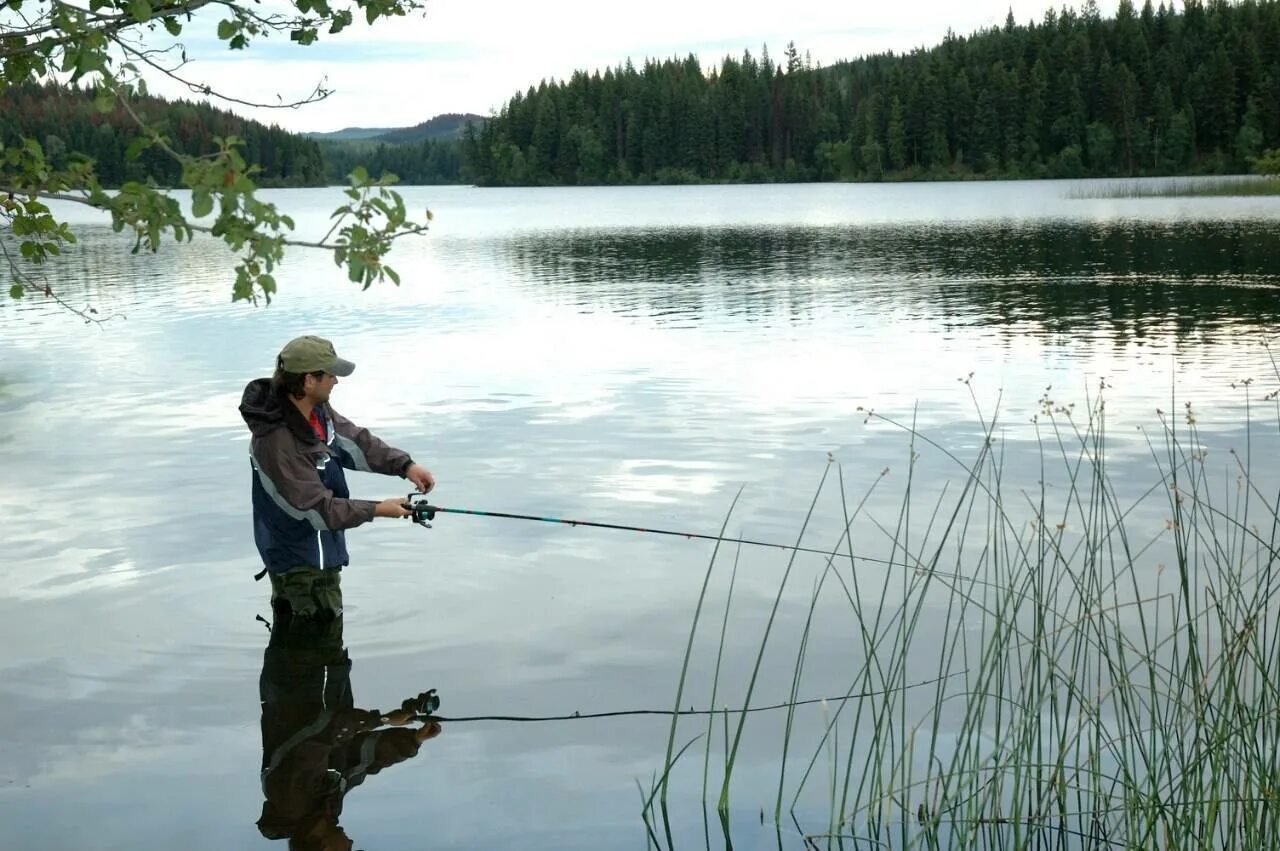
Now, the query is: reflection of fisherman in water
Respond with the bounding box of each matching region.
[256,604,440,849]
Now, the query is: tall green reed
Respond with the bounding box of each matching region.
[1065,175,1280,198]
[647,375,1280,850]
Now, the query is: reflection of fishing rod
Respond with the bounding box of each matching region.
[414,675,957,724]
[403,493,854,561]
[419,694,870,723]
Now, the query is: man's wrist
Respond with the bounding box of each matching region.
[399,459,415,478]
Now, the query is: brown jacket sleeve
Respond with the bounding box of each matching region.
[328,406,414,478]
[251,429,378,531]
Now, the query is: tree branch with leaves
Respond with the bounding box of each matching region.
[1,0,432,320]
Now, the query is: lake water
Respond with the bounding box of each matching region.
[3,180,1280,849]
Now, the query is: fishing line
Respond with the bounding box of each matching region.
[406,498,898,566]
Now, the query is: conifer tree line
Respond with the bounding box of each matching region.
[463,0,1280,185]
[0,82,327,187]
[6,0,1277,190]
[1,82,468,188]
[318,138,464,185]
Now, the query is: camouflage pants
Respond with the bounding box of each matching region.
[268,566,343,619]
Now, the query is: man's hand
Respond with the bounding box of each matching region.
[405,463,435,493]
[382,708,417,725]
[375,497,412,518]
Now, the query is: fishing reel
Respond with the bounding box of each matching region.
[404,492,437,528]
[401,688,441,718]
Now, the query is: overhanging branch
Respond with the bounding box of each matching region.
[1,0,218,54]
[113,36,332,109]
[0,235,119,324]
[0,185,431,251]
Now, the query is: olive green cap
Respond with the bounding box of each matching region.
[277,336,355,376]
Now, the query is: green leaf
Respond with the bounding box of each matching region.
[124,136,150,160]
[191,191,213,218]
[217,19,237,40]
[328,10,351,34]
[163,16,182,36]
[9,284,23,300]
[128,0,151,22]
[93,87,114,113]
[232,269,253,302]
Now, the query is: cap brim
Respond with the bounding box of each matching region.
[329,357,356,377]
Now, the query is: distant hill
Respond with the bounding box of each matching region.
[306,113,485,145]
[374,113,485,144]
[304,127,399,141]
[307,113,484,185]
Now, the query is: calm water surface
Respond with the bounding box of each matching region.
[2,180,1280,849]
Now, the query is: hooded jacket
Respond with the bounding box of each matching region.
[240,378,413,574]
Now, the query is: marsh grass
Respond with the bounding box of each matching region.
[644,373,1280,850]
[1066,175,1280,198]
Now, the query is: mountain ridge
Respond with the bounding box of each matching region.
[306,112,485,144]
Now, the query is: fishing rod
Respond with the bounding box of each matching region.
[404,493,855,561]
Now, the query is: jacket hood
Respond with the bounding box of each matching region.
[240,378,322,444]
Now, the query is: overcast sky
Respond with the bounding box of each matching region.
[151,0,1123,133]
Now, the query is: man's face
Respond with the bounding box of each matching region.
[306,372,339,404]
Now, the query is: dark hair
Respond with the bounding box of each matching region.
[272,366,326,400]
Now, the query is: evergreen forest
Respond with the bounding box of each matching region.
[464,0,1280,185]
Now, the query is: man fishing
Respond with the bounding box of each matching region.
[240,335,435,619]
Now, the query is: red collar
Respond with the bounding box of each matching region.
[308,409,326,440]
